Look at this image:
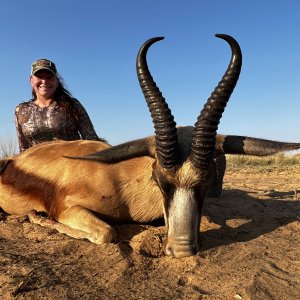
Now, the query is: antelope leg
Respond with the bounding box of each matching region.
[29,207,116,244]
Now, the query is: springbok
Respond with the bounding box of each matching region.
[1,34,299,258]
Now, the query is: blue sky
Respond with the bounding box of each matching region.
[1,1,300,148]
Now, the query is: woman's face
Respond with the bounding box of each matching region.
[30,70,58,99]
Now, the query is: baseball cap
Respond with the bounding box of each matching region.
[31,59,57,76]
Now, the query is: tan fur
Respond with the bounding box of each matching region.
[0,127,224,246]
[1,126,295,257]
[0,139,164,243]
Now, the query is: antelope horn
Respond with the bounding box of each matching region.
[190,34,242,169]
[136,37,178,169]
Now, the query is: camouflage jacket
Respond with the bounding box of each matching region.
[15,98,101,152]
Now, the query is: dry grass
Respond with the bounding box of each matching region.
[0,138,18,159]
[226,153,300,172]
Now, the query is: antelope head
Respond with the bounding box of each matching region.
[68,34,242,257]
[136,34,242,257]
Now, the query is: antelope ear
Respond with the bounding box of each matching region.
[215,134,300,156]
[64,136,156,163]
[0,159,12,175]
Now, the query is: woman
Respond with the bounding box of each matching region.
[15,59,106,152]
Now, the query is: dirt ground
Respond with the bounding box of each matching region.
[0,167,299,300]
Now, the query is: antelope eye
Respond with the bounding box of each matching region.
[152,170,175,197]
[159,179,174,197]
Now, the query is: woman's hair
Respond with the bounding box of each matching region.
[31,74,73,102]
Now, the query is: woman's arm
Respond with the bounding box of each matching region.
[15,105,30,152]
[73,99,107,143]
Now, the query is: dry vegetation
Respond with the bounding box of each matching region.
[226,153,300,170]
[0,138,18,159]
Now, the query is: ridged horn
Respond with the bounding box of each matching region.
[137,37,178,169]
[190,34,242,169]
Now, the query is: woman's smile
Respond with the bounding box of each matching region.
[30,70,58,100]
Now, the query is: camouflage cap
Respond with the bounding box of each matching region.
[31,59,57,76]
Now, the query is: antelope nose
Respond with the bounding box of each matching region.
[164,243,199,258]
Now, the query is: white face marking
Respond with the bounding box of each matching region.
[167,188,199,239]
